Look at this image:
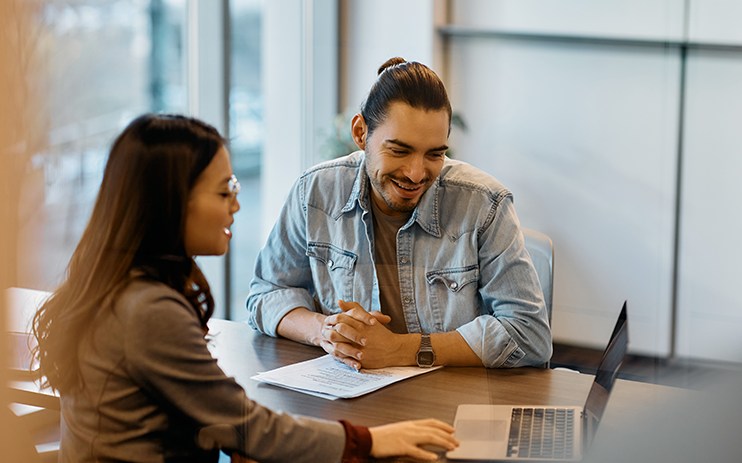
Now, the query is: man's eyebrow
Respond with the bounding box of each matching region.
[385,139,449,152]
[384,139,414,150]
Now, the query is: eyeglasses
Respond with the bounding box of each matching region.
[228,175,241,197]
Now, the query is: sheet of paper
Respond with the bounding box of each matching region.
[251,354,441,400]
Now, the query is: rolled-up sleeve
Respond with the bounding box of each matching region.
[246,177,318,337]
[455,197,552,368]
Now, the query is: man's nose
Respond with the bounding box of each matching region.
[403,154,425,184]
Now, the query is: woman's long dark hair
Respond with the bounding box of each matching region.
[32,114,225,393]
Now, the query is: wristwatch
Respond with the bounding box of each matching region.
[416,334,436,367]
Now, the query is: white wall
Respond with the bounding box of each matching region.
[450,0,685,41]
[447,38,679,356]
[688,0,742,45]
[340,0,437,112]
[677,50,742,362]
[444,0,742,360]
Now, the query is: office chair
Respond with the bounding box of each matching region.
[521,227,554,368]
[7,367,60,463]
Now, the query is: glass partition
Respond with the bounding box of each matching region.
[18,0,188,291]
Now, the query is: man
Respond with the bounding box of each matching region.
[247,58,551,370]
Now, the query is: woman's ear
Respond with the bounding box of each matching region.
[350,113,368,150]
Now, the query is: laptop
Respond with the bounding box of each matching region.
[447,302,629,461]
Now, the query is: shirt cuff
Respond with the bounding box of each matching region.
[339,420,372,463]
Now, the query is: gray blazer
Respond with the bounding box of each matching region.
[59,278,345,462]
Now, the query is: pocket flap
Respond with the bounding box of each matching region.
[306,242,357,271]
[425,265,479,293]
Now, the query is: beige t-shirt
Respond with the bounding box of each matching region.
[370,198,412,334]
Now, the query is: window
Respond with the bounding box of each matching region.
[228,0,263,321]
[17,0,338,324]
[18,0,188,291]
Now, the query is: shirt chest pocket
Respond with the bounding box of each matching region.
[425,265,480,330]
[426,265,479,292]
[306,242,357,307]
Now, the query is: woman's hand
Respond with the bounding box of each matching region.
[369,419,459,460]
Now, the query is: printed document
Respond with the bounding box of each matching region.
[251,355,441,400]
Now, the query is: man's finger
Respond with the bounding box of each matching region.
[322,315,369,347]
[333,354,362,371]
[338,299,378,325]
[332,322,367,346]
[320,336,364,363]
[322,325,356,344]
[331,340,364,363]
[369,311,392,324]
[325,312,369,331]
[320,340,360,368]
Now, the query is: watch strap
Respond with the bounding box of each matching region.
[416,333,435,367]
[420,333,432,350]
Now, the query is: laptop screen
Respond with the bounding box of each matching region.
[582,302,629,449]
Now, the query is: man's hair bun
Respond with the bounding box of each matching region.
[377,57,407,75]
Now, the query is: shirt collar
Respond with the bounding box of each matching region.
[340,152,443,238]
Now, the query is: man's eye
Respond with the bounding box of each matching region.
[220,192,231,198]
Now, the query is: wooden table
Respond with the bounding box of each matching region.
[5,288,689,462]
[208,318,687,462]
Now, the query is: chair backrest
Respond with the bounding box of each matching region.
[1,404,43,463]
[522,227,554,369]
[521,227,554,329]
[5,288,60,462]
[7,365,61,463]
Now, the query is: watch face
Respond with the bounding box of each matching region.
[417,351,435,366]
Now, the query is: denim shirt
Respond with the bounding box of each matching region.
[246,152,552,367]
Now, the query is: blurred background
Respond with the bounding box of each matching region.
[4,0,742,378]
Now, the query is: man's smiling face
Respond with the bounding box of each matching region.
[354,101,449,217]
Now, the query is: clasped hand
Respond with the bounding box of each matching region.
[319,300,401,369]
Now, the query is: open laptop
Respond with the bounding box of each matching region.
[447,302,629,461]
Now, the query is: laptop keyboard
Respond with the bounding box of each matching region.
[507,408,575,459]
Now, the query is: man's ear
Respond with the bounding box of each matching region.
[350,113,368,150]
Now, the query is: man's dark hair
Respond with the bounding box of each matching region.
[360,57,452,136]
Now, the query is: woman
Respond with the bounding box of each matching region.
[32,114,458,462]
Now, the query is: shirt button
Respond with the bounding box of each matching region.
[403,297,411,304]
[449,282,458,290]
[327,259,334,267]
[400,257,408,264]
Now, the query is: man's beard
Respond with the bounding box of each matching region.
[366,164,430,214]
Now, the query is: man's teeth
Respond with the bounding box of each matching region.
[394,181,417,190]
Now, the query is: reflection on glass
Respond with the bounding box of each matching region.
[18,0,187,290]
